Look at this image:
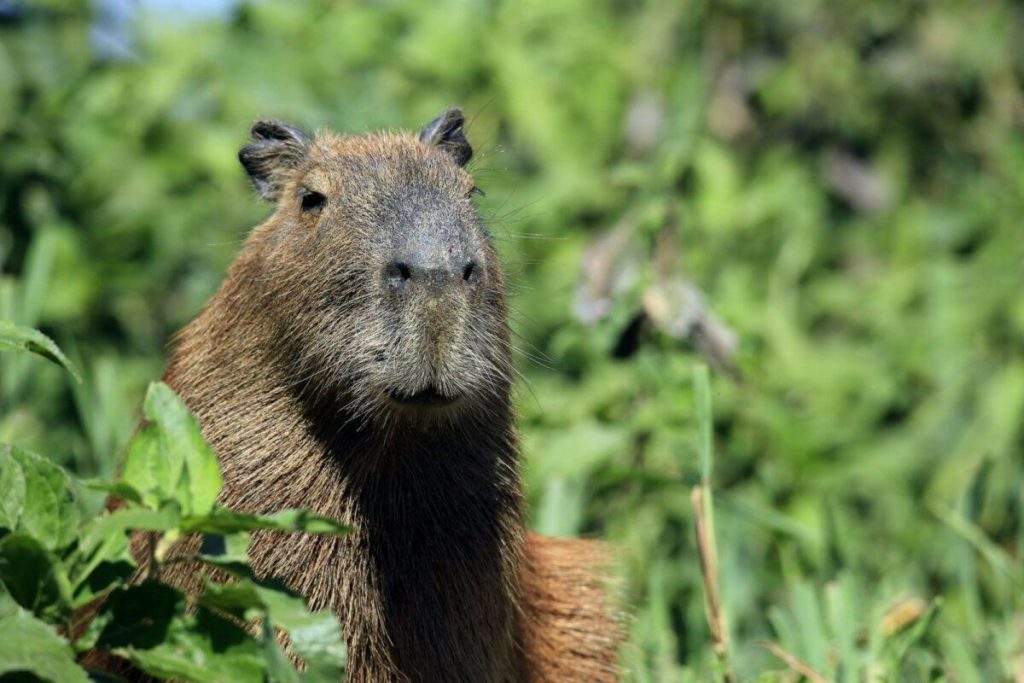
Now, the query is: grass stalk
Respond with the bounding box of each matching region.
[692,485,732,681]
[690,364,734,682]
[758,640,831,683]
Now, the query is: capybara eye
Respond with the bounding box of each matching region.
[299,188,326,212]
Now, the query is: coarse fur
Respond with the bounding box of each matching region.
[91,110,622,681]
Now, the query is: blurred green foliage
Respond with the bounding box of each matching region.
[1,0,1022,679]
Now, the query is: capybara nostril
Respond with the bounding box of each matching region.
[462,260,478,283]
[385,261,413,289]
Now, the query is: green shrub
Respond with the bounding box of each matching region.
[0,325,347,682]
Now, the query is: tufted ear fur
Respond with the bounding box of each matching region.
[418,107,473,167]
[238,120,311,201]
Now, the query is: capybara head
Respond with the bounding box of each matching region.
[236,108,511,429]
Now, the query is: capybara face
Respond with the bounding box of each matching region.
[237,110,512,430]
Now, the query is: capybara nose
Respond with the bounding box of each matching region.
[384,257,481,295]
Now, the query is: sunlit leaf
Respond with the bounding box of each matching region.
[143,382,222,517]
[122,383,222,517]
[121,424,169,510]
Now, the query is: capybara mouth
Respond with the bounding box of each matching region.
[386,386,460,407]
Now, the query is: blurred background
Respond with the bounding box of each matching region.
[1,0,1023,679]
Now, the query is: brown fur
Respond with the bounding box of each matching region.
[85,117,621,681]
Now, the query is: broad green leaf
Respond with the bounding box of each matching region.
[118,610,267,683]
[2,445,80,550]
[262,509,350,536]
[825,577,860,683]
[120,424,168,510]
[123,383,222,516]
[0,449,26,530]
[0,533,73,620]
[71,504,177,606]
[200,577,347,681]
[143,382,222,517]
[0,320,81,382]
[0,587,90,683]
[257,586,347,681]
[535,476,584,536]
[88,581,265,683]
[201,531,251,563]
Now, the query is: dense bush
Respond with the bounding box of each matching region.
[1,0,1022,679]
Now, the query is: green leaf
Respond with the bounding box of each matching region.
[1,445,80,551]
[81,479,145,505]
[0,449,26,530]
[144,382,222,516]
[0,533,73,620]
[257,588,347,681]
[199,578,347,681]
[184,507,350,537]
[88,581,265,683]
[0,320,81,382]
[202,531,251,563]
[123,382,222,516]
[120,425,167,511]
[197,579,268,620]
[263,509,350,536]
[69,503,177,607]
[261,618,302,683]
[197,531,255,578]
[200,582,301,682]
[0,586,90,683]
[76,505,180,559]
[66,521,135,610]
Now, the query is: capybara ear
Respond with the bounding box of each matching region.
[418,107,472,167]
[238,120,311,201]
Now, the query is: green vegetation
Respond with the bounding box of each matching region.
[0,326,348,681]
[1,0,1023,680]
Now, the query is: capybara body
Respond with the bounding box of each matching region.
[107,110,621,681]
